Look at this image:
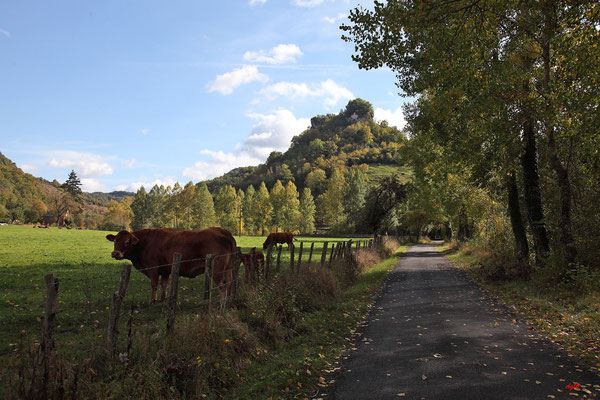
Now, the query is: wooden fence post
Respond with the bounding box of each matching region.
[107,263,131,359]
[289,243,295,273]
[39,273,59,397]
[265,244,273,280]
[307,242,315,265]
[276,245,283,273]
[204,255,214,313]
[321,241,328,266]
[166,253,181,335]
[346,240,354,262]
[250,247,256,284]
[233,248,241,299]
[328,243,335,267]
[297,242,303,272]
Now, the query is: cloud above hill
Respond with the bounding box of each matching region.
[182,109,310,181]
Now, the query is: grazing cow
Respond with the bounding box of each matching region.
[240,251,265,283]
[263,232,294,250]
[106,227,236,304]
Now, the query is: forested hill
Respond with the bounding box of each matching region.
[0,151,134,225]
[0,151,55,219]
[204,99,409,193]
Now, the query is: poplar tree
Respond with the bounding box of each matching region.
[269,180,286,232]
[214,185,237,233]
[253,182,272,235]
[192,182,216,229]
[299,187,316,234]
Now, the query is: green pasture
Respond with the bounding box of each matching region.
[0,225,370,360]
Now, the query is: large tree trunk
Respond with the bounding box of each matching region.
[521,113,550,266]
[541,28,577,266]
[506,170,530,270]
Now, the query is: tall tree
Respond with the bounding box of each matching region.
[61,170,83,201]
[253,182,272,235]
[299,187,316,234]
[192,182,216,229]
[343,168,368,231]
[269,180,286,232]
[318,168,345,227]
[243,185,256,234]
[130,186,150,230]
[281,181,301,233]
[341,0,559,265]
[214,185,238,233]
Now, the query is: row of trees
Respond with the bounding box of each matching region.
[342,0,600,274]
[125,167,408,235]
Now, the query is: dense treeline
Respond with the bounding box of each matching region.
[342,0,600,277]
[124,166,409,235]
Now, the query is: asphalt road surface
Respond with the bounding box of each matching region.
[326,243,599,399]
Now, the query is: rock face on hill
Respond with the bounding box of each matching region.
[205,98,408,193]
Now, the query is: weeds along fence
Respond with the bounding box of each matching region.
[0,237,374,397]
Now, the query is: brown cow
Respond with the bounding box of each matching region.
[262,232,294,250]
[106,227,236,304]
[240,251,265,283]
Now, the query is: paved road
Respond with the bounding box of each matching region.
[326,244,599,399]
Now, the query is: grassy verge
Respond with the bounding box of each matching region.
[441,243,600,370]
[233,245,406,399]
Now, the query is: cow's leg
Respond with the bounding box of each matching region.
[150,275,159,304]
[160,275,169,302]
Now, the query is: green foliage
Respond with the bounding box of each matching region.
[317,168,345,228]
[343,168,368,231]
[298,188,316,234]
[215,185,238,233]
[192,182,216,229]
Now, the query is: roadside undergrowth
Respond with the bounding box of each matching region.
[442,242,600,371]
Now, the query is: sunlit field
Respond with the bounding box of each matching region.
[0,225,368,360]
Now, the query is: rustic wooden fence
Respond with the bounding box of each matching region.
[33,237,375,378]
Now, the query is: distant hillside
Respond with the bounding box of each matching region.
[90,191,135,203]
[0,152,116,225]
[205,98,410,194]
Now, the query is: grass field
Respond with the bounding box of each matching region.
[0,225,370,360]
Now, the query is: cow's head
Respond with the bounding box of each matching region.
[106,230,139,260]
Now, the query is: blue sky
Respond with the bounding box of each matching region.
[0,0,407,193]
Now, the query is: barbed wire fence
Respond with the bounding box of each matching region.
[0,237,376,397]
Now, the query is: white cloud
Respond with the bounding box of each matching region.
[81,178,106,193]
[0,29,10,38]
[207,65,268,95]
[48,151,113,178]
[182,109,310,181]
[323,13,346,24]
[243,44,303,64]
[140,128,149,135]
[292,0,325,7]
[249,0,267,5]
[259,79,354,108]
[18,163,38,174]
[115,178,177,192]
[374,106,406,130]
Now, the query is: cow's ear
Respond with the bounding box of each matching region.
[106,234,116,242]
[130,234,139,245]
